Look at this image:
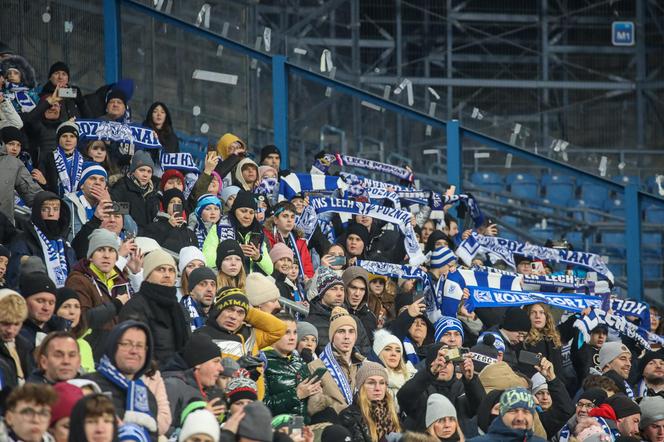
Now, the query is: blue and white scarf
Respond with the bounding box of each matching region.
[403,337,420,366]
[474,265,590,292]
[339,172,411,192]
[278,173,347,201]
[4,83,38,112]
[310,197,426,266]
[335,154,414,183]
[193,215,210,248]
[356,259,430,283]
[34,224,68,287]
[574,308,652,351]
[255,177,278,196]
[216,216,236,242]
[364,187,401,210]
[77,119,163,150]
[181,296,205,331]
[97,355,157,432]
[457,233,614,283]
[295,205,318,243]
[53,147,84,195]
[319,343,353,405]
[611,298,651,329]
[442,269,521,317]
[160,152,199,174]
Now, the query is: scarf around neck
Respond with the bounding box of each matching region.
[33,223,68,287]
[140,282,188,350]
[369,398,396,440]
[54,146,83,195]
[319,343,353,405]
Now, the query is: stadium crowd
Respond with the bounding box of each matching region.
[0,45,662,442]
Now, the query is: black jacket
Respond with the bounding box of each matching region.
[19,316,68,352]
[0,335,34,388]
[110,176,160,228]
[519,338,564,382]
[387,310,434,365]
[22,98,62,165]
[40,82,92,120]
[140,214,198,254]
[339,402,374,442]
[346,302,378,342]
[538,377,575,437]
[118,281,191,365]
[307,299,372,356]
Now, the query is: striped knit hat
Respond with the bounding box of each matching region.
[78,162,107,189]
[430,246,456,269]
[434,316,464,342]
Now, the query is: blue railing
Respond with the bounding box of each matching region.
[104,0,664,301]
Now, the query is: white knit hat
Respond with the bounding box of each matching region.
[245,272,280,306]
[531,372,548,395]
[178,409,220,442]
[178,246,206,274]
[373,328,403,356]
[425,393,457,428]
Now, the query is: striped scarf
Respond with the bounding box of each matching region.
[319,343,353,405]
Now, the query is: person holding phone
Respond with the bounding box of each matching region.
[263,201,314,280]
[140,188,197,253]
[518,303,564,382]
[40,61,91,120]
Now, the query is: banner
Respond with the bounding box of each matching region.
[335,154,414,182]
[465,286,602,313]
[77,120,163,150]
[160,152,199,174]
[278,173,347,201]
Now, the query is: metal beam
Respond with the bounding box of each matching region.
[103,0,121,83]
[548,45,636,54]
[284,0,348,36]
[272,56,289,169]
[625,184,643,300]
[294,38,394,48]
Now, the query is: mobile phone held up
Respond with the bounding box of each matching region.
[58,87,77,98]
[518,350,542,366]
[172,203,183,219]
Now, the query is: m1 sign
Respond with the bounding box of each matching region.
[612,21,635,46]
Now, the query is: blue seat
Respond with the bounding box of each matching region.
[506,173,538,185]
[645,205,664,224]
[565,231,584,249]
[645,176,662,195]
[542,174,576,205]
[502,215,520,226]
[601,231,625,246]
[501,230,519,241]
[643,263,663,280]
[642,232,663,257]
[605,198,625,218]
[176,131,209,170]
[579,182,610,209]
[471,172,503,185]
[510,182,539,199]
[569,199,603,224]
[477,183,505,194]
[607,262,625,279]
[529,227,555,242]
[612,175,640,186]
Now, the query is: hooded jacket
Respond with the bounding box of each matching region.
[110,175,160,228]
[468,415,547,442]
[232,157,259,191]
[7,191,76,288]
[0,142,42,224]
[82,320,158,440]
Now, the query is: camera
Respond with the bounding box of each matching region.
[444,347,469,364]
[58,87,77,98]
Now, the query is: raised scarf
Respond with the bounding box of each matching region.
[33,223,68,287]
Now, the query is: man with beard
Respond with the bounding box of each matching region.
[555,388,608,441]
[635,350,664,397]
[244,272,281,314]
[180,266,217,331]
[599,341,634,398]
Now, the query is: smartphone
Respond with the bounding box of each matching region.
[249,233,263,248]
[330,255,346,266]
[110,201,130,215]
[172,203,183,218]
[444,347,469,363]
[290,416,304,437]
[307,367,327,383]
[518,350,542,366]
[58,87,77,98]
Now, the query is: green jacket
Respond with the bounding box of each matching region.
[203,225,273,275]
[263,348,311,418]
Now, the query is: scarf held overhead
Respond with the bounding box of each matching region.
[76,120,163,150]
[335,154,414,183]
[33,224,68,287]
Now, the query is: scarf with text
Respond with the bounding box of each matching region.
[34,224,68,287]
[335,154,414,183]
[278,173,347,201]
[441,269,521,318]
[160,152,199,174]
[319,343,353,405]
[295,205,318,243]
[77,119,163,150]
[53,147,84,195]
[573,308,652,351]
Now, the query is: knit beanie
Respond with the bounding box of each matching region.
[317,266,344,298]
[79,164,108,193]
[346,223,369,245]
[430,246,456,269]
[425,393,457,428]
[106,88,127,105]
[159,169,185,192]
[56,121,79,139]
[1,126,25,146]
[19,272,57,298]
[329,306,356,339]
[296,321,318,342]
[142,249,176,279]
[245,273,280,306]
[50,382,84,425]
[372,328,403,356]
[224,376,258,404]
[355,361,388,388]
[237,401,273,442]
[531,373,548,395]
[598,341,631,370]
[579,388,608,406]
[215,239,245,270]
[55,287,79,312]
[478,332,506,353]
[471,333,502,372]
[221,357,241,377]
[342,266,369,288]
[178,246,205,274]
[195,194,221,218]
[86,228,119,259]
[639,395,664,429]
[181,334,221,368]
[130,150,155,174]
[220,185,241,204]
[639,349,664,375]
[499,387,536,416]
[231,190,257,211]
[268,243,294,264]
[48,61,70,78]
[501,307,531,332]
[434,316,464,342]
[321,425,352,442]
[213,287,250,314]
[161,188,185,211]
[260,144,280,164]
[118,423,150,442]
[178,409,220,442]
[187,267,216,291]
[606,394,641,419]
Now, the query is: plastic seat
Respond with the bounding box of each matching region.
[645,176,663,195]
[569,199,603,224]
[506,173,538,185]
[605,198,625,218]
[612,175,640,186]
[645,205,664,224]
[601,231,625,246]
[542,174,576,205]
[643,263,663,280]
[642,232,663,257]
[529,227,555,242]
[607,262,625,279]
[579,182,610,209]
[471,172,503,185]
[502,215,520,226]
[565,231,584,249]
[510,182,539,199]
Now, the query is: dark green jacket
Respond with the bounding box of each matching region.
[263,349,311,418]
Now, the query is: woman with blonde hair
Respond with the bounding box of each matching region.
[372,329,416,404]
[425,393,465,441]
[215,239,247,290]
[340,361,402,442]
[520,303,564,378]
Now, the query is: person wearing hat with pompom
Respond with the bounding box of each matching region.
[110,150,160,228]
[34,120,84,197]
[63,162,110,241]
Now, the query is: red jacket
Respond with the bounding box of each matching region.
[263,228,314,279]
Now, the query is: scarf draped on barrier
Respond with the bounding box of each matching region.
[34,224,68,287]
[54,147,84,195]
[76,120,163,150]
[97,355,157,432]
[278,173,347,201]
[456,233,614,283]
[310,197,426,266]
[160,152,199,174]
[319,343,353,405]
[335,154,414,183]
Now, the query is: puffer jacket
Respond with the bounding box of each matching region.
[468,417,547,442]
[65,258,132,360]
[110,175,160,228]
[263,348,311,417]
[339,403,373,442]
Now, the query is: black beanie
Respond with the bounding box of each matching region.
[346,223,370,245]
[0,244,10,260]
[55,287,79,312]
[48,61,70,78]
[215,239,245,270]
[259,144,280,164]
[188,267,216,291]
[321,425,351,442]
[213,287,250,314]
[579,387,608,406]
[1,126,25,146]
[161,188,185,211]
[106,88,127,105]
[19,272,57,299]
[231,190,257,211]
[639,349,664,375]
[606,394,641,419]
[181,333,221,368]
[501,307,531,332]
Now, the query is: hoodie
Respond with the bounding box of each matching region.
[468,415,547,442]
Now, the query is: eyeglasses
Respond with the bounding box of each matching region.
[365,380,387,388]
[576,401,594,409]
[117,341,147,351]
[15,407,51,420]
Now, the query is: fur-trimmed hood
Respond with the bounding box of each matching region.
[0,55,37,88]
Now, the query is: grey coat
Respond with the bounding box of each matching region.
[0,149,42,223]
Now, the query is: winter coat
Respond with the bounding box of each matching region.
[140,212,198,253]
[387,310,434,365]
[63,191,95,242]
[40,82,91,120]
[339,403,373,442]
[163,368,210,435]
[7,191,76,289]
[307,349,364,415]
[110,176,160,228]
[21,98,61,165]
[0,148,42,223]
[263,221,314,279]
[263,348,312,417]
[19,316,68,352]
[143,102,179,154]
[0,97,22,130]
[0,336,34,388]
[468,416,547,442]
[306,298,372,356]
[65,258,131,360]
[538,377,575,438]
[118,281,191,365]
[346,302,378,342]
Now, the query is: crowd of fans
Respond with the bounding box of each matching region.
[0,44,662,442]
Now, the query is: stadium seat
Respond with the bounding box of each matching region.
[470,172,504,194]
[542,174,575,205]
[645,176,663,195]
[645,205,664,224]
[642,232,663,258]
[501,215,520,226]
[177,131,209,170]
[507,174,539,199]
[565,231,584,249]
[612,175,640,186]
[643,263,663,280]
[604,198,624,218]
[506,173,538,185]
[529,227,555,242]
[601,231,625,246]
[579,181,610,209]
[607,262,625,279]
[569,199,603,224]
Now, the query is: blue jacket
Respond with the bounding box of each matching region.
[469,417,547,442]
